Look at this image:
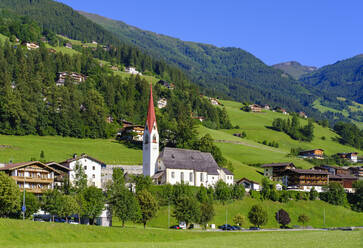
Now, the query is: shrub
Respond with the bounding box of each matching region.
[275,209,291,228]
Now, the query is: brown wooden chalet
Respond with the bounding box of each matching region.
[328,174,358,190]
[337,152,358,163]
[0,161,61,194]
[45,162,72,186]
[249,104,262,112]
[313,165,349,176]
[299,149,324,159]
[283,169,329,187]
[348,166,363,180]
[118,125,144,142]
[261,162,296,179]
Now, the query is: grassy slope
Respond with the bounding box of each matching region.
[0,219,362,248]
[198,100,362,181]
[0,135,141,165]
[148,197,363,229]
[313,99,363,129]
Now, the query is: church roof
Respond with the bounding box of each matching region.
[146,84,157,133]
[159,147,221,175]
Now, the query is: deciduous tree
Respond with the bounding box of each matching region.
[248,205,268,228]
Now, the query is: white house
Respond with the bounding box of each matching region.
[236,178,261,192]
[157,98,168,109]
[60,154,105,189]
[125,67,142,75]
[143,84,233,187]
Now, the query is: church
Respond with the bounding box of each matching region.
[142,84,234,187]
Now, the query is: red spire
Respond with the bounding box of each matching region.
[146,83,157,133]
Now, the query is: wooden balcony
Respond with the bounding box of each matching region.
[19,188,48,194]
[12,176,53,184]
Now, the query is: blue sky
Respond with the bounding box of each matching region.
[59,0,362,67]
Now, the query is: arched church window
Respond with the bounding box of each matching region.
[152,134,157,143]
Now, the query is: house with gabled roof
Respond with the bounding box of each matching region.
[261,162,296,180]
[0,161,61,194]
[236,178,261,192]
[60,154,106,189]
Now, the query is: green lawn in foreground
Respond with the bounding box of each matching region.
[148,197,363,229]
[0,218,361,248]
[0,135,142,165]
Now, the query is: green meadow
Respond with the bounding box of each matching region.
[0,218,362,248]
[0,135,142,165]
[148,197,363,229]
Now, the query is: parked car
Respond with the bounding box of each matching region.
[218,224,235,230]
[249,227,260,230]
[170,225,181,229]
[179,222,187,229]
[33,218,45,222]
[233,225,242,230]
[54,218,66,223]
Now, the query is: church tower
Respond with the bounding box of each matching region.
[143,84,159,177]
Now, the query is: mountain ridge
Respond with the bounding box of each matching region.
[272,61,317,79]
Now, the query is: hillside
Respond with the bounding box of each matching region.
[1,99,361,182]
[1,219,362,248]
[272,61,317,79]
[301,54,363,104]
[80,11,319,117]
[0,0,121,45]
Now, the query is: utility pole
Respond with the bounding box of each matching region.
[22,169,26,220]
[225,207,228,226]
[323,208,326,227]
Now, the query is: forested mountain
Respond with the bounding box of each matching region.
[0,0,121,45]
[301,55,363,104]
[272,61,317,79]
[0,10,231,144]
[80,11,319,116]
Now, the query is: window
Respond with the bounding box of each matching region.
[152,134,157,143]
[171,171,175,179]
[92,166,95,170]
[189,172,193,182]
[92,174,95,178]
[144,134,149,144]
[200,173,203,182]
[181,172,184,182]
[84,166,87,170]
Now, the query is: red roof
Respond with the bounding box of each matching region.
[146,84,157,133]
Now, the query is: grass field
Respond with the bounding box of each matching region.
[147,197,363,229]
[0,135,142,165]
[0,218,362,248]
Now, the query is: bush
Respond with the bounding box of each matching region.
[275,209,291,228]
[233,213,246,227]
[320,183,348,206]
[248,205,268,228]
[250,190,261,200]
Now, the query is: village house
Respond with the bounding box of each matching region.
[209,98,220,106]
[56,72,86,86]
[157,98,168,109]
[299,149,324,159]
[60,154,106,189]
[236,178,261,192]
[45,162,72,187]
[101,165,142,190]
[337,152,358,163]
[249,104,262,112]
[110,65,119,71]
[313,165,349,176]
[299,111,308,118]
[25,42,39,50]
[92,41,98,45]
[0,161,61,194]
[261,162,296,180]
[328,174,358,193]
[348,166,363,180]
[282,169,329,192]
[118,125,145,142]
[48,48,57,53]
[106,116,114,124]
[263,105,270,110]
[191,115,205,122]
[157,80,175,90]
[125,66,142,75]
[143,84,233,187]
[64,42,72,49]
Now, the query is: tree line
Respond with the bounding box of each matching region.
[272,115,314,142]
